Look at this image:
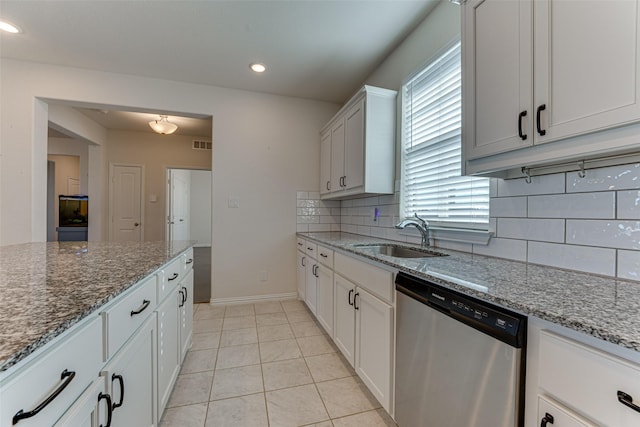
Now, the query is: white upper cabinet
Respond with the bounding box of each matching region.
[320,85,396,199]
[463,0,640,176]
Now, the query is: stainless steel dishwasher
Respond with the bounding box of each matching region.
[394,272,526,427]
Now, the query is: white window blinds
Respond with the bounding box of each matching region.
[402,41,489,228]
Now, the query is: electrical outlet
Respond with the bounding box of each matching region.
[259,270,268,282]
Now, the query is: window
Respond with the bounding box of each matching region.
[401,40,489,229]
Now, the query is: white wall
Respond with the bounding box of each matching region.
[190,170,212,247]
[0,59,339,301]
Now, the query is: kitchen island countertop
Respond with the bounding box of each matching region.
[299,232,640,354]
[0,240,193,372]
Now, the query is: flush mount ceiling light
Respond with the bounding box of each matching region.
[148,115,178,135]
[0,19,22,34]
[250,63,266,73]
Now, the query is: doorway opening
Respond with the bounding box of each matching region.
[167,168,212,303]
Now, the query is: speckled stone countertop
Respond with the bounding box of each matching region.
[299,232,640,353]
[0,240,193,373]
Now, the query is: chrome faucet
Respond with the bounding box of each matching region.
[395,213,430,247]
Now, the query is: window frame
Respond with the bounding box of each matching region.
[399,37,491,234]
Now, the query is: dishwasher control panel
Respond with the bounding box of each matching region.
[395,272,526,348]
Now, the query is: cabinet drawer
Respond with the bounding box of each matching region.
[539,331,640,426]
[157,257,183,302]
[334,253,393,303]
[317,245,334,268]
[0,317,102,427]
[305,242,318,258]
[538,395,596,427]
[102,275,157,360]
[182,248,194,273]
[296,238,306,251]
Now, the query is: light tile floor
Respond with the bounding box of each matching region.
[160,300,397,427]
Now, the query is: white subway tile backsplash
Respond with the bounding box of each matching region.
[309,224,331,232]
[528,192,615,219]
[566,220,640,250]
[617,190,640,219]
[528,242,616,276]
[473,238,527,262]
[567,163,640,193]
[497,218,565,243]
[497,174,565,197]
[618,250,640,281]
[490,197,527,218]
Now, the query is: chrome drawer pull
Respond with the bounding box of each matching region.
[130,299,150,316]
[12,369,76,425]
[618,390,640,414]
[168,273,179,281]
[185,258,193,265]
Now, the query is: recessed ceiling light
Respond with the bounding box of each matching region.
[250,63,266,73]
[0,20,22,34]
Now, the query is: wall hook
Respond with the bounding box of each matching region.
[521,167,532,184]
[577,161,586,178]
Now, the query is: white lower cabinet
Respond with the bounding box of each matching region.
[537,395,596,427]
[156,289,181,418]
[355,287,393,411]
[334,274,356,364]
[305,257,318,314]
[179,269,194,363]
[333,272,394,414]
[101,315,157,427]
[296,250,306,301]
[54,376,109,427]
[315,263,334,337]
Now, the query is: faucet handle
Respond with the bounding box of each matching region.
[414,213,429,227]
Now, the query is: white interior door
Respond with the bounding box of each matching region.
[168,169,191,243]
[111,164,143,241]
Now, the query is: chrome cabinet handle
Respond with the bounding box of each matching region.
[326,181,330,191]
[182,286,188,304]
[301,256,306,267]
[111,374,124,409]
[12,369,76,425]
[348,289,354,306]
[320,253,328,258]
[130,299,150,316]
[185,258,193,265]
[354,292,360,310]
[618,390,640,414]
[134,223,140,227]
[168,273,179,281]
[178,289,185,307]
[98,392,113,427]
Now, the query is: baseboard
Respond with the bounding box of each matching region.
[209,292,298,306]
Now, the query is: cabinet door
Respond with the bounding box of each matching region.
[54,377,108,427]
[305,260,318,314]
[296,251,306,301]
[333,274,356,366]
[330,119,345,193]
[462,0,533,159]
[102,316,156,427]
[344,98,365,190]
[179,269,194,362]
[538,395,595,427]
[315,263,334,337]
[533,0,640,144]
[156,291,180,418]
[320,132,332,194]
[355,287,393,413]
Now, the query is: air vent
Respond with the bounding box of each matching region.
[192,140,212,150]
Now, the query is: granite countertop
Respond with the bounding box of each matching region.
[0,240,193,373]
[299,232,640,354]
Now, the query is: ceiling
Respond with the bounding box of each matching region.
[1,0,440,136]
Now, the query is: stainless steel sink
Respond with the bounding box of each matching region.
[354,244,448,258]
